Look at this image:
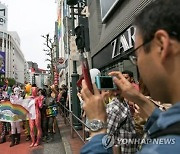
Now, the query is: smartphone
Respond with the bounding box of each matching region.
[81,54,94,94]
[95,76,117,90]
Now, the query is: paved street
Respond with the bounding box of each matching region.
[56,114,85,154]
[0,122,66,154]
[43,124,65,154]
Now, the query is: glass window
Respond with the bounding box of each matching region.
[7,41,9,48]
[0,32,3,37]
[4,33,7,39]
[0,38,2,48]
[4,39,6,48]
[100,0,125,23]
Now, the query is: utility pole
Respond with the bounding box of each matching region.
[71,5,82,129]
[66,0,90,129]
[66,0,82,129]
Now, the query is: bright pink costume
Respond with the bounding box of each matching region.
[29,87,43,147]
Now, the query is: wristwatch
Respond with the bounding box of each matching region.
[88,119,107,132]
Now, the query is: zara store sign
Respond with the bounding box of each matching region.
[92,26,136,69]
[111,26,136,59]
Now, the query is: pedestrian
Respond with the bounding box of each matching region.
[60,84,68,117]
[29,86,43,147]
[106,90,137,153]
[0,88,8,144]
[42,88,57,142]
[9,87,22,147]
[122,70,139,116]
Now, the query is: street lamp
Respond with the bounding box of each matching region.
[66,1,82,129]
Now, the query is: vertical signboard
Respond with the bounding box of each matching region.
[57,5,62,41]
[78,0,90,51]
[0,3,8,31]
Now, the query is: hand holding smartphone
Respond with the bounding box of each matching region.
[80,54,94,94]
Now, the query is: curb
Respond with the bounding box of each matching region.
[60,127,72,154]
[56,114,72,154]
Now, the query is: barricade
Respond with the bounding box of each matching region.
[59,104,121,154]
[59,103,88,144]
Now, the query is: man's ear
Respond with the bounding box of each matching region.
[154,30,172,63]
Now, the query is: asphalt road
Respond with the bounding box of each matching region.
[43,127,66,154]
[31,123,66,154]
[0,121,66,154]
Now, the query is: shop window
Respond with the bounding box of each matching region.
[123,60,139,82]
[4,33,7,39]
[0,32,3,37]
[0,38,2,48]
[7,41,9,48]
[100,0,125,23]
[101,61,123,75]
[4,39,6,48]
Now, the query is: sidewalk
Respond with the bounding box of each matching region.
[0,121,65,154]
[56,114,85,154]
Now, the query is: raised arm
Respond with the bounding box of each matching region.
[109,71,156,118]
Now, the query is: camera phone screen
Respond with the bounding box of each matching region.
[100,77,113,88]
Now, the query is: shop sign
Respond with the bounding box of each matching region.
[0,5,7,30]
[111,26,136,59]
[0,8,6,25]
[58,57,64,64]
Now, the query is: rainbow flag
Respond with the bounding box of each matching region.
[0,99,36,122]
[57,5,62,40]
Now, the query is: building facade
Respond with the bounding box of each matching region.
[56,0,91,88]
[26,61,49,88]
[87,0,154,80]
[0,2,26,84]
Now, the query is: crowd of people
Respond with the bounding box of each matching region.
[0,81,68,148]
[0,0,180,153]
